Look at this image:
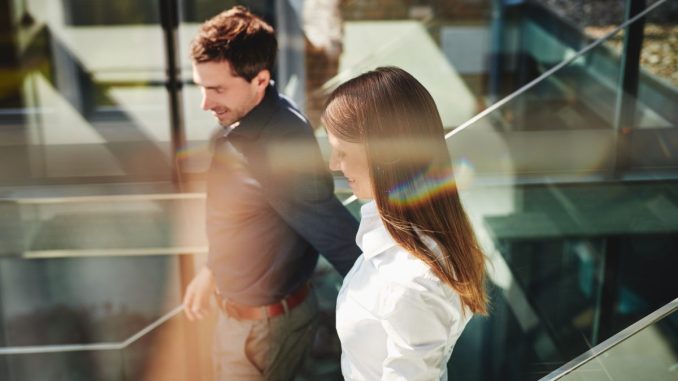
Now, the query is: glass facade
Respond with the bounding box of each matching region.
[0,0,676,380]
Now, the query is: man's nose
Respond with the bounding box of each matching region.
[201,93,212,111]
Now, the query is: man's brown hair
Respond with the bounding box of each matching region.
[191,6,277,81]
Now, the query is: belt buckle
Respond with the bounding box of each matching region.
[223,300,244,320]
[223,301,235,319]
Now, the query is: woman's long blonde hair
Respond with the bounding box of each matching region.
[322,67,488,314]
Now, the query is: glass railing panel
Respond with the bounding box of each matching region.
[0,257,356,381]
[0,187,354,380]
[0,193,206,257]
[0,254,181,344]
[444,1,678,380]
[0,189,200,380]
[0,306,193,380]
[492,1,678,136]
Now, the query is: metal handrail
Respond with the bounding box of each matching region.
[1,192,205,205]
[540,297,678,380]
[0,305,184,355]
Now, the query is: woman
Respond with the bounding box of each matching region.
[322,67,488,381]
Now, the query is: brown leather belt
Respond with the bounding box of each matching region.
[215,283,310,321]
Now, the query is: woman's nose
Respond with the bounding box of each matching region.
[329,151,340,172]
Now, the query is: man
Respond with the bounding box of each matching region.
[182,6,360,381]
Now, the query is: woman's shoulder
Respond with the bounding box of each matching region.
[371,246,463,322]
[371,245,450,297]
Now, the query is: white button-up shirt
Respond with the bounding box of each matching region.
[336,201,471,381]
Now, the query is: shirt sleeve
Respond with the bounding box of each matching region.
[241,120,361,277]
[379,285,457,381]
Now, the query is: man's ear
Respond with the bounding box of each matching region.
[254,69,270,90]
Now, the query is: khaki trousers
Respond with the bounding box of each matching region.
[213,291,319,381]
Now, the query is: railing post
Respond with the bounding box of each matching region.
[593,236,623,345]
[613,0,646,177]
[159,0,186,185]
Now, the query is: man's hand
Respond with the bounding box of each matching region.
[183,266,216,321]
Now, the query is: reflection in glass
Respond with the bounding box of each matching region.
[1,0,172,186]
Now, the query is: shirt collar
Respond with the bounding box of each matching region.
[356,201,398,259]
[228,82,279,141]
